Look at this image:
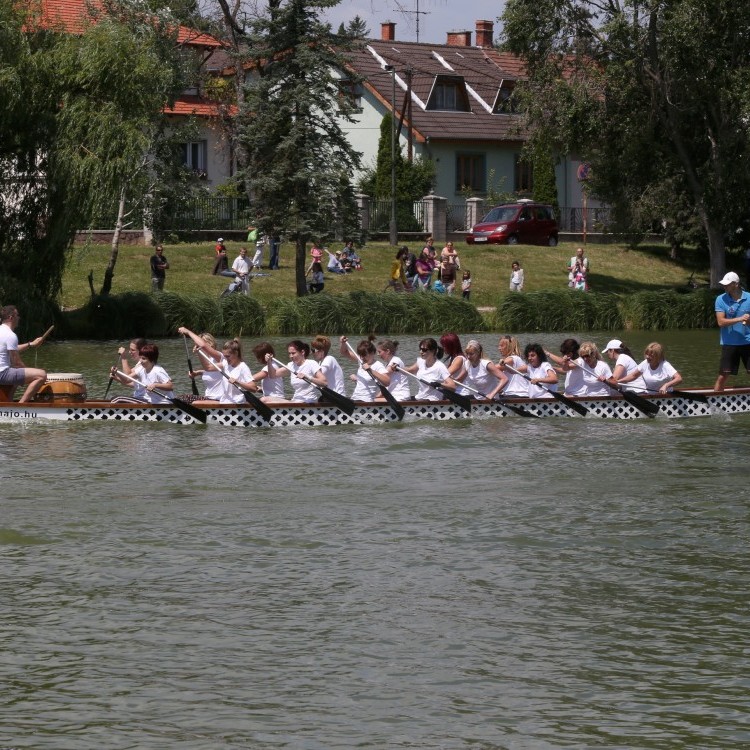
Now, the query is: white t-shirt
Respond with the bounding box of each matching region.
[258,365,285,399]
[463,358,500,398]
[637,359,679,391]
[526,362,557,399]
[415,359,451,401]
[614,353,647,392]
[223,361,254,404]
[288,359,322,403]
[567,358,612,397]
[385,355,410,400]
[501,355,528,397]
[232,255,251,275]
[352,360,388,401]
[140,365,174,404]
[319,355,345,395]
[0,323,19,371]
[201,368,225,401]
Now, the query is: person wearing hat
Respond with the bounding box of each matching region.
[602,339,647,392]
[714,271,750,391]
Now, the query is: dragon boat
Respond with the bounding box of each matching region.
[1,373,749,426]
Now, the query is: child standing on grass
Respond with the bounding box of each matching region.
[509,260,524,292]
[461,270,472,300]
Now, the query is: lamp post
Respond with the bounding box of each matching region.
[384,64,397,246]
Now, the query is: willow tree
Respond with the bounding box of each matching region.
[0,0,186,301]
[502,0,750,284]
[55,1,186,295]
[218,0,363,296]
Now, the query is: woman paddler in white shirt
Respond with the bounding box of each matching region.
[339,335,390,401]
[454,339,506,399]
[617,341,683,394]
[523,343,559,398]
[177,326,256,404]
[495,335,528,397]
[177,327,225,405]
[265,339,328,403]
[400,337,456,401]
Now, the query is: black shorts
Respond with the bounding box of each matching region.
[719,344,750,375]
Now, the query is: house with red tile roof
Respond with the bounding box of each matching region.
[28,0,233,187]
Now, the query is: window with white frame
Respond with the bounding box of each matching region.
[181,140,208,177]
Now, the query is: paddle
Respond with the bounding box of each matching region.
[197,349,274,422]
[272,358,356,416]
[575,361,660,417]
[640,386,709,403]
[344,340,405,420]
[114,369,207,424]
[102,349,123,400]
[503,362,588,417]
[394,365,472,412]
[457,380,536,418]
[183,335,200,397]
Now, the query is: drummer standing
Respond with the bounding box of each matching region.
[0,305,47,402]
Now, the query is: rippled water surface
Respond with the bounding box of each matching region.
[1,332,749,748]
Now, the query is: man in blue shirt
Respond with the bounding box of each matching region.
[714,271,750,391]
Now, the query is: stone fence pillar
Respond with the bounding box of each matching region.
[356,193,370,236]
[423,193,447,243]
[466,197,484,231]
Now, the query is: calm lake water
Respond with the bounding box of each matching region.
[2,330,749,749]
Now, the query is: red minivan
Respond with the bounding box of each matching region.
[466,200,558,246]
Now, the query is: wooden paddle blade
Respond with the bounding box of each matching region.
[378,383,405,420]
[497,399,538,417]
[172,397,208,423]
[242,390,274,421]
[672,389,709,403]
[621,389,660,417]
[432,383,471,412]
[550,390,588,416]
[320,385,356,415]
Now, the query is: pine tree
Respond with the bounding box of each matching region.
[233,0,363,296]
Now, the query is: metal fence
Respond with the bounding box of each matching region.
[371,198,426,233]
[557,206,612,233]
[166,196,253,231]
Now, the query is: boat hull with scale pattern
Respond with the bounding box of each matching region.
[0,387,749,426]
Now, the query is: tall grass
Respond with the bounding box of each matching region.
[493,289,714,332]
[265,290,485,335]
[621,290,716,329]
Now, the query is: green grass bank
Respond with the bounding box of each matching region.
[2,238,724,338]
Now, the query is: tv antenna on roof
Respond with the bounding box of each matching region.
[396,0,434,43]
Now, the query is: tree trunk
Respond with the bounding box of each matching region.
[101,187,127,296]
[295,236,309,297]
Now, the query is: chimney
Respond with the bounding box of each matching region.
[475,20,494,48]
[381,22,395,41]
[446,30,472,47]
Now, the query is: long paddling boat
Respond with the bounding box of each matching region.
[2,386,750,427]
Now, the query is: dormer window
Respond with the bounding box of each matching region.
[427,75,470,112]
[493,80,519,114]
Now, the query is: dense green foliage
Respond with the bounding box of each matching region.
[501,0,750,285]
[0,0,189,300]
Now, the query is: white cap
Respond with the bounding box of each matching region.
[719,271,740,285]
[218,237,224,242]
[603,339,623,353]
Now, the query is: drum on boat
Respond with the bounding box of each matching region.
[35,373,87,402]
